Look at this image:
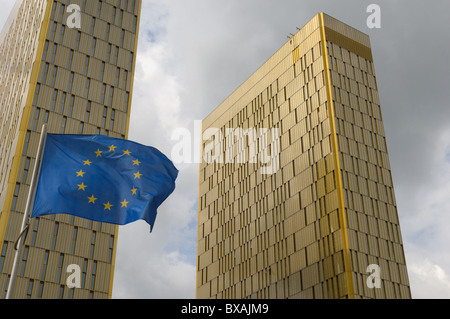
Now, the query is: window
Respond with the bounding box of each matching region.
[60,92,66,114]
[50,89,58,111]
[49,22,57,41]
[102,106,107,128]
[11,183,20,211]
[81,259,88,288]
[85,78,90,99]
[68,72,74,93]
[101,84,106,105]
[132,15,137,33]
[113,46,119,65]
[75,31,81,51]
[105,23,110,42]
[125,92,129,112]
[115,67,120,87]
[68,95,75,117]
[56,253,64,283]
[119,9,123,27]
[89,231,96,259]
[26,280,34,299]
[50,66,58,87]
[129,52,134,70]
[50,2,56,20]
[0,242,8,273]
[106,44,111,62]
[62,116,67,133]
[22,157,31,183]
[97,1,102,18]
[32,108,40,131]
[42,63,49,83]
[38,282,44,298]
[108,235,114,263]
[59,3,65,22]
[85,101,91,122]
[110,109,115,129]
[19,246,29,276]
[68,50,74,69]
[120,29,125,47]
[31,218,39,246]
[84,56,90,76]
[123,70,128,90]
[100,62,105,81]
[91,38,96,57]
[59,25,65,44]
[41,250,49,281]
[90,261,97,290]
[51,222,59,250]
[50,44,57,64]
[42,41,49,61]
[108,87,114,107]
[32,84,40,106]
[23,131,31,155]
[90,17,96,35]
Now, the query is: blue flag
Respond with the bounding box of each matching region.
[31,134,178,231]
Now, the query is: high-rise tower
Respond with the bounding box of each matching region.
[0,0,141,298]
[197,13,410,299]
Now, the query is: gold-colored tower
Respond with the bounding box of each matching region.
[0,0,141,298]
[197,13,410,299]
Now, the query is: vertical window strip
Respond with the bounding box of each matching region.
[81,259,88,289]
[19,246,29,276]
[71,226,78,255]
[0,242,8,272]
[41,250,49,281]
[31,218,39,246]
[51,222,59,250]
[56,253,64,283]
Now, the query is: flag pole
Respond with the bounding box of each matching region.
[6,124,48,299]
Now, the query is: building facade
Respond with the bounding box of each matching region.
[0,0,141,298]
[197,13,410,299]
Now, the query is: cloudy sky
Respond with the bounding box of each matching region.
[1,0,450,299]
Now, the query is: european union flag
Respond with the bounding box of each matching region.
[31,134,178,231]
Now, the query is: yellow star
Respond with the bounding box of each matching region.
[120,199,129,208]
[88,195,97,204]
[76,169,85,177]
[134,171,142,179]
[78,182,87,191]
[95,149,102,157]
[131,187,138,195]
[83,159,92,166]
[103,202,113,211]
[123,149,131,156]
[109,145,117,152]
[132,159,141,166]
